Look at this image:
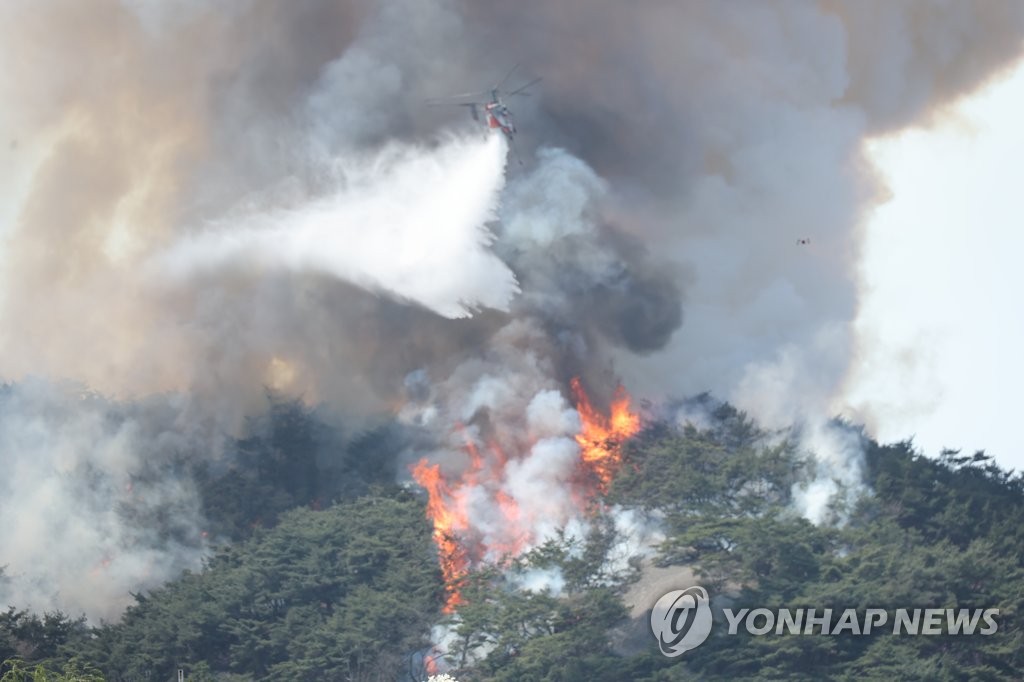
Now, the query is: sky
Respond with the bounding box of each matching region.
[843,58,1024,471]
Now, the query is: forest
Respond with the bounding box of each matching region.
[2,395,1022,681]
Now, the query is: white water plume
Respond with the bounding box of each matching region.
[161,133,517,319]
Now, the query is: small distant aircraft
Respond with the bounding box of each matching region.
[797,238,811,245]
[430,64,541,144]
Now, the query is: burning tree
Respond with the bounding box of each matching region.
[410,378,641,614]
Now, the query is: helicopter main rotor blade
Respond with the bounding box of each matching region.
[506,77,542,97]
[494,63,520,91]
[427,89,490,103]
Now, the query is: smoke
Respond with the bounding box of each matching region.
[401,319,587,560]
[0,380,208,620]
[498,148,683,356]
[1,0,1023,620]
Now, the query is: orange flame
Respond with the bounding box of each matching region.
[571,377,641,493]
[410,458,470,613]
[424,649,441,676]
[411,378,640,614]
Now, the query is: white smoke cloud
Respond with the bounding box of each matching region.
[731,324,866,522]
[0,380,208,621]
[790,422,867,525]
[502,148,607,247]
[501,436,581,545]
[400,318,584,557]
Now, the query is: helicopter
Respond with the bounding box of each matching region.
[430,64,541,144]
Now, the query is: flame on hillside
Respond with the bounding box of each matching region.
[410,378,640,613]
[571,377,641,493]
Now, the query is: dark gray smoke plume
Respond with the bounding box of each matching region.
[1,0,1022,618]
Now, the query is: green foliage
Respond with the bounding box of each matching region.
[7,396,1024,680]
[672,514,834,598]
[865,442,1024,554]
[648,430,1024,681]
[0,612,90,676]
[195,395,403,541]
[610,406,803,519]
[61,490,440,681]
[0,658,103,682]
[443,524,656,682]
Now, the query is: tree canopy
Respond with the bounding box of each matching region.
[4,398,1023,680]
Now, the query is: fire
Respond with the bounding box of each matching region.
[410,378,640,614]
[424,652,440,676]
[571,377,641,493]
[410,459,471,613]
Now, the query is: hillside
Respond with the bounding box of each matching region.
[2,398,1022,681]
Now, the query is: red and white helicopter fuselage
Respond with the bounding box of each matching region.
[483,101,516,139]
